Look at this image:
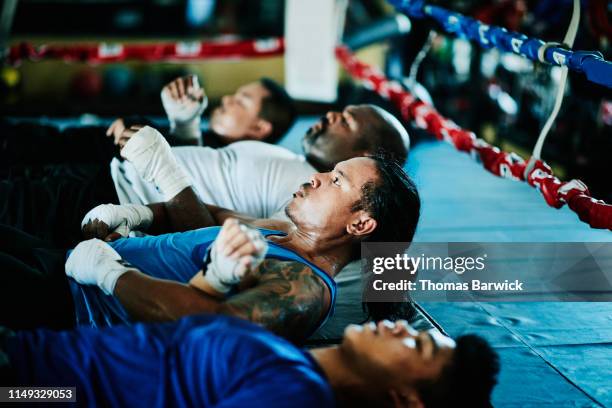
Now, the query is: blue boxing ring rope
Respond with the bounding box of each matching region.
[387,0,612,88]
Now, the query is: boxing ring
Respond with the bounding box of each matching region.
[4,1,612,405]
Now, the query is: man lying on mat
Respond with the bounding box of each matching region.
[0,154,420,343]
[0,315,499,408]
[0,76,296,247]
[1,75,295,160]
[1,106,408,252]
[106,74,297,147]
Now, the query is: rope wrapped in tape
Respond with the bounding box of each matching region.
[386,0,612,88]
[7,37,284,64]
[335,45,612,231]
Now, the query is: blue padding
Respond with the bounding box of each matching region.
[424,302,612,407]
[491,346,598,407]
[538,344,612,405]
[404,140,611,406]
[405,140,612,242]
[478,303,612,347]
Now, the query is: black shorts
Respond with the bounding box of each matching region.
[0,224,75,331]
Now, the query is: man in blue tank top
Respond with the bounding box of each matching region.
[0,316,499,408]
[0,153,420,343]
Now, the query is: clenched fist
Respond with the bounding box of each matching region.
[203,218,268,295]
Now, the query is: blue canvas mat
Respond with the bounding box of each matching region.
[403,140,611,407]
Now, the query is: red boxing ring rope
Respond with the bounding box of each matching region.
[335,45,612,231]
[7,37,284,64]
[5,36,611,231]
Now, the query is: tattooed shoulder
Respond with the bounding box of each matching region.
[220,259,330,342]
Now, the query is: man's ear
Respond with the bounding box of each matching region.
[389,389,424,408]
[346,212,377,237]
[246,119,273,140]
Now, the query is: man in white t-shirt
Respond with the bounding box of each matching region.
[111,141,312,219]
[112,102,410,220]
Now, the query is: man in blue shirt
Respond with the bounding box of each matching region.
[0,316,499,408]
[0,153,421,344]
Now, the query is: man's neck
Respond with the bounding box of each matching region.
[268,229,355,277]
[310,347,379,395]
[310,347,394,406]
[310,347,360,386]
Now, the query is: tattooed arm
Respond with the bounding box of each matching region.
[219,259,330,342]
[113,259,330,343]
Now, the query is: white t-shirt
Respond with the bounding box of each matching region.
[110,140,316,219]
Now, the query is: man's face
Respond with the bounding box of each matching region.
[285,157,379,237]
[341,320,455,390]
[302,105,380,171]
[210,82,270,140]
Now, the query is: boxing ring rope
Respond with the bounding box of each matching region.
[335,45,612,231]
[4,12,407,65]
[4,33,612,231]
[8,5,611,89]
[6,37,284,64]
[386,0,612,89]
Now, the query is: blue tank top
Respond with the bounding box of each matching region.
[68,227,336,333]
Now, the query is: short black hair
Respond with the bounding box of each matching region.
[354,105,410,165]
[352,152,420,245]
[258,78,297,144]
[417,334,500,408]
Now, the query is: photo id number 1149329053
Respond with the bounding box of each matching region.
[0,387,76,403]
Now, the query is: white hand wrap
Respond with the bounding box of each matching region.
[205,225,268,294]
[81,203,153,237]
[65,239,131,295]
[161,76,208,141]
[121,126,192,200]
